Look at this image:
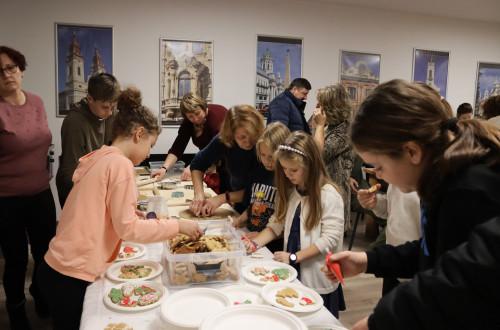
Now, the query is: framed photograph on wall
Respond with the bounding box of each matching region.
[339,50,381,110]
[255,35,303,117]
[55,23,113,117]
[412,48,449,98]
[474,62,500,118]
[159,39,213,126]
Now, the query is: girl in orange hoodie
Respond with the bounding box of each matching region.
[37,87,202,330]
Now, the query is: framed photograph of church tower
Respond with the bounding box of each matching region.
[255,35,303,118]
[412,48,449,98]
[474,61,500,118]
[55,23,113,117]
[340,50,381,110]
[159,38,214,126]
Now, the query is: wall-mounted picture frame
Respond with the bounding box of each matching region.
[412,48,449,98]
[474,61,500,118]
[255,35,303,117]
[159,38,213,126]
[339,50,381,110]
[55,23,113,117]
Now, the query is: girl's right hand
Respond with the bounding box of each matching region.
[151,167,167,181]
[357,187,378,209]
[321,251,368,282]
[189,195,206,217]
[178,219,203,240]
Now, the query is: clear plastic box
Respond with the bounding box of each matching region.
[162,219,245,287]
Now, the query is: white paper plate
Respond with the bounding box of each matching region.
[200,305,307,330]
[106,259,163,282]
[308,325,348,330]
[160,287,231,328]
[220,284,264,305]
[115,242,146,262]
[103,281,167,312]
[261,283,323,313]
[241,261,298,285]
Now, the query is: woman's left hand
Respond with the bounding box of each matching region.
[180,166,191,181]
[313,106,327,127]
[351,316,369,330]
[200,195,224,216]
[273,251,291,264]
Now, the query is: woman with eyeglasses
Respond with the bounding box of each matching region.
[0,46,57,330]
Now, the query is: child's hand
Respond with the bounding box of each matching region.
[357,185,380,210]
[273,251,291,264]
[178,219,203,240]
[246,231,259,239]
[230,215,245,228]
[321,251,368,282]
[241,235,258,253]
[135,209,146,219]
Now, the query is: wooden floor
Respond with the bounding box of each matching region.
[0,215,382,330]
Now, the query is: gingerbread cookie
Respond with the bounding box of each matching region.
[276,287,298,298]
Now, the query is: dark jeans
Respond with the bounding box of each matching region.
[0,188,56,305]
[321,284,346,319]
[37,260,90,330]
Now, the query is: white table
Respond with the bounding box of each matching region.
[80,190,346,329]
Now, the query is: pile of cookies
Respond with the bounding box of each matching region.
[169,234,230,254]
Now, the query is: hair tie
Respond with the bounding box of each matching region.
[278,145,306,156]
[441,118,459,133]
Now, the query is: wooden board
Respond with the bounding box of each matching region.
[178,208,238,220]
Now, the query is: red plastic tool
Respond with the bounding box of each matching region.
[325,252,344,285]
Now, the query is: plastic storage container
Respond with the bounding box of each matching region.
[162,219,245,287]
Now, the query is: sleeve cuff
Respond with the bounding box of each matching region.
[368,313,378,330]
[365,250,379,274]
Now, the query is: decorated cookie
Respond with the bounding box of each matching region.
[276,296,294,308]
[299,297,315,305]
[276,287,299,298]
[137,293,160,306]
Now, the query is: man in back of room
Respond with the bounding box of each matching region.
[267,77,311,133]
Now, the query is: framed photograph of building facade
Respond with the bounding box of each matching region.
[339,50,380,110]
[255,35,303,117]
[474,62,500,118]
[159,39,213,126]
[412,48,449,98]
[55,23,113,117]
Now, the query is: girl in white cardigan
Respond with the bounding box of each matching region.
[244,131,345,317]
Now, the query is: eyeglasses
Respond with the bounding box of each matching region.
[0,64,19,76]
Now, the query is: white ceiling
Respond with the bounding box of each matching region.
[315,0,500,23]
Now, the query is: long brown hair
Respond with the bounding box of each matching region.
[350,79,500,203]
[316,84,352,125]
[274,131,335,231]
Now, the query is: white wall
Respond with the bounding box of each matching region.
[3,0,500,210]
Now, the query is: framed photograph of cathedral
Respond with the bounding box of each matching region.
[339,50,381,110]
[412,48,449,98]
[255,35,303,117]
[55,23,113,117]
[474,61,500,118]
[159,38,214,126]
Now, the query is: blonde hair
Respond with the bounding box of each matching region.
[179,93,207,116]
[219,105,265,148]
[317,84,352,125]
[256,122,290,163]
[274,131,335,231]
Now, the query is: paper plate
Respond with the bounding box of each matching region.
[106,259,163,282]
[160,287,231,328]
[241,261,298,285]
[220,284,264,305]
[261,283,323,313]
[200,304,307,330]
[308,325,348,330]
[103,281,166,312]
[115,242,146,262]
